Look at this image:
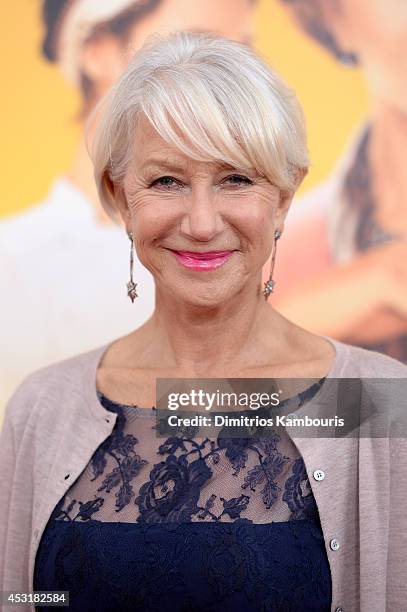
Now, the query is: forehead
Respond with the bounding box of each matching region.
[130,114,223,172]
[133,114,171,155]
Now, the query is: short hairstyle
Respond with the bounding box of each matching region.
[89,31,310,223]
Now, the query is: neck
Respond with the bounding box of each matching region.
[369,101,407,235]
[143,280,283,376]
[65,135,113,226]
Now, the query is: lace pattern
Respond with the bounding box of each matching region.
[34,381,332,611]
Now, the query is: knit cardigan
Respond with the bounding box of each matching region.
[1,336,407,612]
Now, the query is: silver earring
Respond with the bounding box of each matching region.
[126,231,138,303]
[263,229,282,299]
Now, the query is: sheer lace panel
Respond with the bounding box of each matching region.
[34,379,332,611]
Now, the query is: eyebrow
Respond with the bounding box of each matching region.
[139,158,245,173]
[139,158,188,173]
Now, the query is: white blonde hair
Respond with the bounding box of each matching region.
[89,30,309,222]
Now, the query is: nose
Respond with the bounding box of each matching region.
[180,187,223,242]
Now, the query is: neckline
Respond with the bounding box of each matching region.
[84,334,349,421]
[96,389,156,415]
[97,379,326,417]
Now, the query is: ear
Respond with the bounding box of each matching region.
[293,166,308,189]
[101,171,131,229]
[277,166,308,225]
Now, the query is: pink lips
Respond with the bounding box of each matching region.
[172,250,234,270]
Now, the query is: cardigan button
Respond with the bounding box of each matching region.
[330,538,340,551]
[313,469,325,481]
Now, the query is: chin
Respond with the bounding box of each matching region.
[170,282,236,309]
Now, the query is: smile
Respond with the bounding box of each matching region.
[170,250,235,271]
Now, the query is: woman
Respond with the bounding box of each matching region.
[272,0,407,362]
[1,32,406,612]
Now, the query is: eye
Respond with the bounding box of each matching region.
[222,174,253,186]
[149,176,182,189]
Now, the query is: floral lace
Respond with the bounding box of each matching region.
[34,380,332,611]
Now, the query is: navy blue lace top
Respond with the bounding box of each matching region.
[34,380,332,611]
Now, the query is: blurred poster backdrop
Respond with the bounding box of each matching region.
[2,0,405,418]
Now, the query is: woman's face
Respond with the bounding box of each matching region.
[120,115,289,308]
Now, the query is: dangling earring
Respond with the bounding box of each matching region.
[126,230,138,303]
[263,228,282,300]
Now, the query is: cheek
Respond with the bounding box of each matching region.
[230,196,276,247]
[128,194,179,243]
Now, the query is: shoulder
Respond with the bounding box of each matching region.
[326,340,407,438]
[2,344,107,436]
[337,340,407,378]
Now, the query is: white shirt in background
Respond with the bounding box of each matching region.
[0,178,155,407]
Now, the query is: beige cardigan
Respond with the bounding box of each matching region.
[1,336,407,612]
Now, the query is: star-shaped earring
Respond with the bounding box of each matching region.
[127,280,138,303]
[263,228,282,300]
[263,278,275,298]
[127,230,138,302]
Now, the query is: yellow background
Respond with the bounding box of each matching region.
[0,0,368,218]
